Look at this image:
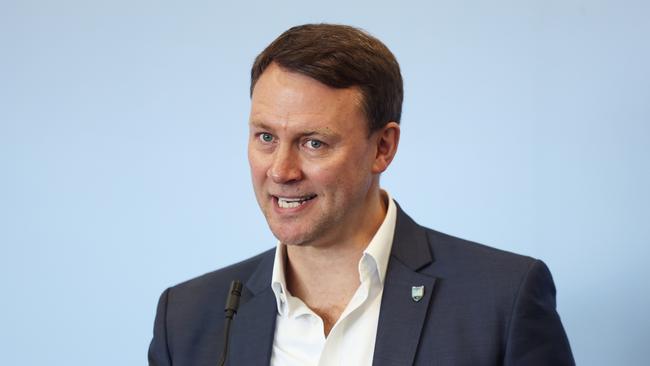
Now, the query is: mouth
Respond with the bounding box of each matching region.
[273,194,317,209]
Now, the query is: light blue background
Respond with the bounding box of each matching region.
[2,0,649,365]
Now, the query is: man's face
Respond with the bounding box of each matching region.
[248,63,380,247]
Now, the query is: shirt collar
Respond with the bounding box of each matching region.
[271,190,397,317]
[271,239,290,316]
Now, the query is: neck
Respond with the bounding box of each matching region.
[283,188,388,334]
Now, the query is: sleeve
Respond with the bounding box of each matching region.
[503,260,575,366]
[148,288,172,366]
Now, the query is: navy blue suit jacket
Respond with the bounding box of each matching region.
[149,205,574,365]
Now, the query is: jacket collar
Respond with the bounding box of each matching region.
[390,201,434,270]
[228,252,277,365]
[372,202,437,366]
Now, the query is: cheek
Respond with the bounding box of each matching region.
[304,156,365,191]
[248,150,268,179]
[249,162,265,179]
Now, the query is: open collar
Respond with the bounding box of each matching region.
[270,191,398,317]
[227,201,437,366]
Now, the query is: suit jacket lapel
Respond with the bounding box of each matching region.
[373,204,437,366]
[228,251,277,366]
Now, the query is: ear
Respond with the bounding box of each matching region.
[372,122,400,174]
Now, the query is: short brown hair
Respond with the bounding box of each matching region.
[250,23,403,133]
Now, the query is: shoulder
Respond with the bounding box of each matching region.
[165,248,275,310]
[424,227,537,276]
[394,205,548,301]
[392,212,573,363]
[392,204,538,280]
[415,224,554,312]
[149,249,275,363]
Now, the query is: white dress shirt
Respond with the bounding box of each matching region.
[270,192,397,366]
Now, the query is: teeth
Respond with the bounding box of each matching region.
[277,196,314,209]
[279,200,301,208]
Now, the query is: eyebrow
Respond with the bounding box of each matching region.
[302,129,336,138]
[248,120,273,130]
[249,121,339,139]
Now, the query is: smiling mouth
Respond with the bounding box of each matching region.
[274,195,317,209]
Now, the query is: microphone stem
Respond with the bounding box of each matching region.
[217,317,233,366]
[218,280,242,366]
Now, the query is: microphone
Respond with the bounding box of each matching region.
[218,280,242,366]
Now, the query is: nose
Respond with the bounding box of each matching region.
[267,145,302,184]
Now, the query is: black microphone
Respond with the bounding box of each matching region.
[218,280,242,366]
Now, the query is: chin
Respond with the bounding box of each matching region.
[269,225,313,246]
[272,231,308,246]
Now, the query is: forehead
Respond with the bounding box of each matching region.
[249,64,365,132]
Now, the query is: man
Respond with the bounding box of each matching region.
[149,24,574,366]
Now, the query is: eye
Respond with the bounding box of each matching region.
[305,139,323,149]
[259,133,274,143]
